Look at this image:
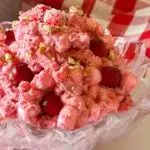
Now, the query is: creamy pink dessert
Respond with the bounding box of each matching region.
[0,5,137,130]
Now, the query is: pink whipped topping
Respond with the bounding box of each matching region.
[0,5,137,130]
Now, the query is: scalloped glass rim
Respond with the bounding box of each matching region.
[0,22,150,149]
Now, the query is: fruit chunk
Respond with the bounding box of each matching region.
[41,92,63,117]
[12,64,34,85]
[4,30,15,45]
[100,66,122,87]
[90,40,109,57]
[118,95,133,111]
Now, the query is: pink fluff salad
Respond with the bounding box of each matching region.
[0,5,137,130]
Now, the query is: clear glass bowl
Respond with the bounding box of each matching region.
[0,23,150,150]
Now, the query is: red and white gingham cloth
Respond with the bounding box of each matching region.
[21,0,150,58]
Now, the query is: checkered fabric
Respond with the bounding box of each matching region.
[21,0,150,58]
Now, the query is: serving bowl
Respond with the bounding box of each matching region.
[0,22,150,150]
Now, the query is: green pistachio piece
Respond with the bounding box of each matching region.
[108,50,116,60]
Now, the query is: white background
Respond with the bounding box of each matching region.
[95,115,150,150]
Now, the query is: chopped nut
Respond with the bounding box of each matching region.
[68,56,76,65]
[42,24,64,34]
[12,21,19,28]
[108,50,116,60]
[22,16,29,21]
[39,43,46,53]
[69,6,84,15]
[5,53,13,62]
[25,52,32,57]
[51,26,62,33]
[43,25,52,33]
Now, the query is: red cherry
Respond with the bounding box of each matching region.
[4,30,15,45]
[41,92,63,117]
[12,64,34,85]
[44,0,62,9]
[90,40,109,57]
[100,66,122,87]
[146,48,150,58]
